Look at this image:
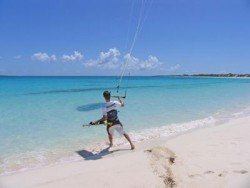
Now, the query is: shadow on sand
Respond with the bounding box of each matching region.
[76,146,130,160]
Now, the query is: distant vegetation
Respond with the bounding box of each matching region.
[183,73,250,77]
[154,73,250,78]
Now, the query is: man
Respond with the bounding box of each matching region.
[91,91,135,150]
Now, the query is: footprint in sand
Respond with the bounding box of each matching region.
[188,174,202,178]
[218,171,228,177]
[233,170,248,174]
[189,171,214,178]
[204,170,215,175]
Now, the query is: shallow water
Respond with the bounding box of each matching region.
[1,76,250,174]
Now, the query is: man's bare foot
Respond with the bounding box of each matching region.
[131,144,135,150]
[109,143,113,147]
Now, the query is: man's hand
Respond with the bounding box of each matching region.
[118,96,125,107]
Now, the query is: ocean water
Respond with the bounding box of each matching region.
[1,76,250,175]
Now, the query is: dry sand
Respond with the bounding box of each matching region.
[1,116,250,188]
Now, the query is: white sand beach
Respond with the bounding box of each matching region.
[1,115,250,188]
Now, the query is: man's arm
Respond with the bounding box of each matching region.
[118,96,125,107]
[91,115,107,125]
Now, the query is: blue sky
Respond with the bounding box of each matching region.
[0,0,250,76]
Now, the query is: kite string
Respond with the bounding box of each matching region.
[128,0,146,54]
[138,0,154,33]
[117,0,146,91]
[125,0,135,51]
[116,0,154,93]
[115,0,135,92]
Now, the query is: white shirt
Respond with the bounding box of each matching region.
[102,100,121,116]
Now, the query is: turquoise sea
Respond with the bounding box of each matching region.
[1,76,250,175]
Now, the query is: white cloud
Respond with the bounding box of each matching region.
[140,55,162,70]
[61,51,83,62]
[85,48,121,69]
[50,55,57,62]
[123,53,140,69]
[85,49,162,71]
[169,64,181,71]
[31,52,57,62]
[13,55,21,59]
[124,54,162,70]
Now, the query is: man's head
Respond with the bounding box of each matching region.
[103,90,111,101]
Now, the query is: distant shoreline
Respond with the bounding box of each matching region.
[1,73,250,78]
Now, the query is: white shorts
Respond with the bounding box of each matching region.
[108,124,125,136]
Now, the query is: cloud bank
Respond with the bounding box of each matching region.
[124,54,162,70]
[31,52,57,62]
[85,48,120,69]
[30,48,163,71]
[84,48,162,71]
[61,51,83,62]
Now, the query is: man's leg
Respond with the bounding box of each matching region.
[108,133,113,147]
[123,133,135,150]
[107,126,113,147]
